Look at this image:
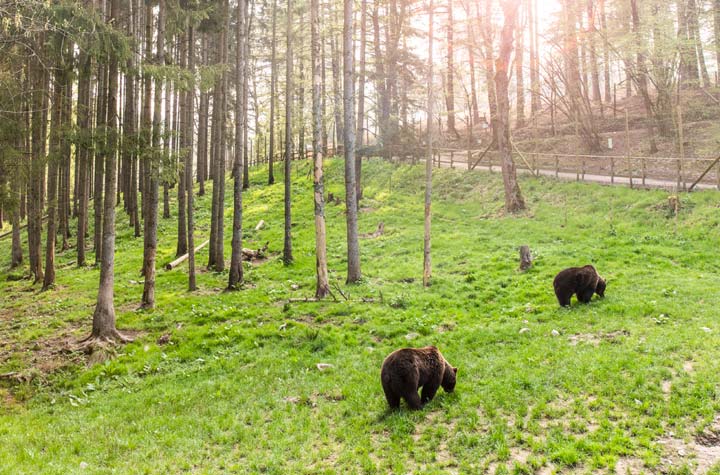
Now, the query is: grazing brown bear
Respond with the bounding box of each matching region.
[380,346,457,410]
[553,265,606,307]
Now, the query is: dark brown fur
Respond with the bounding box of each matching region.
[553,265,606,307]
[380,346,457,410]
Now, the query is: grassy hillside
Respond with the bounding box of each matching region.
[2,159,720,474]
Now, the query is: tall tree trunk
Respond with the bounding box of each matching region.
[142,0,165,308]
[176,34,187,259]
[268,0,278,184]
[372,2,388,153]
[283,0,294,265]
[344,0,361,283]
[28,45,47,283]
[86,0,131,344]
[185,22,197,291]
[600,0,611,102]
[687,0,710,86]
[94,60,107,266]
[529,0,540,114]
[43,49,64,291]
[715,0,720,84]
[311,0,330,298]
[466,6,480,123]
[445,0,458,136]
[76,41,92,267]
[243,5,253,191]
[11,138,23,268]
[482,0,498,145]
[332,9,344,151]
[495,0,525,213]
[229,0,247,288]
[515,0,525,128]
[208,0,228,271]
[197,32,209,196]
[587,0,602,103]
[355,0,367,203]
[423,0,434,287]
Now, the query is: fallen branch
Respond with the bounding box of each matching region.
[165,240,210,270]
[254,220,265,231]
[361,222,385,239]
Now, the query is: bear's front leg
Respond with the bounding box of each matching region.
[420,381,440,405]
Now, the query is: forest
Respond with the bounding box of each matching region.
[2,0,720,473]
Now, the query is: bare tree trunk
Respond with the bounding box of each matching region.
[715,0,720,84]
[515,0,525,128]
[268,0,278,184]
[687,0,710,86]
[28,44,47,283]
[423,0,434,287]
[311,0,330,298]
[76,41,92,266]
[355,0,367,202]
[185,22,197,291]
[600,0,611,102]
[283,0,294,265]
[229,0,247,288]
[11,143,23,267]
[587,0,602,104]
[344,0,361,283]
[86,0,130,344]
[529,0,540,114]
[466,5,480,123]
[197,33,209,196]
[93,60,107,266]
[43,51,64,291]
[243,6,253,191]
[495,0,525,213]
[482,0,498,145]
[332,7,344,151]
[142,0,165,308]
[445,0,458,137]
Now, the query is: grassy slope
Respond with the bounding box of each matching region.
[1,159,720,474]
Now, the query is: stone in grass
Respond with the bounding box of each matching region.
[519,327,530,334]
[551,329,560,337]
[405,332,420,340]
[316,363,333,371]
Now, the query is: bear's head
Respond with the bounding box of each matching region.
[595,278,606,297]
[441,364,458,392]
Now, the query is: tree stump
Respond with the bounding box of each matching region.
[519,245,532,271]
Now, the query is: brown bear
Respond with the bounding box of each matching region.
[553,265,606,307]
[380,346,457,410]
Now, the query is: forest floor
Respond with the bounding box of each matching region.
[2,159,720,474]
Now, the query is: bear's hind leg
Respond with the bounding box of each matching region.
[403,390,423,410]
[383,385,401,409]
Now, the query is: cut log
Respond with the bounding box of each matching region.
[361,221,384,238]
[242,241,269,260]
[165,240,209,270]
[519,245,532,271]
[255,219,265,231]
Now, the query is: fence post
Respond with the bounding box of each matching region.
[532,153,537,175]
[450,151,454,169]
[555,155,559,178]
[610,156,615,184]
[677,102,685,190]
[717,161,720,190]
[642,157,646,186]
[625,109,632,188]
[582,158,586,180]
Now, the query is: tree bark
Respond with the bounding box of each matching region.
[515,0,525,128]
[142,0,165,308]
[495,0,526,213]
[283,0,294,266]
[268,0,278,184]
[311,0,330,298]
[355,0,367,202]
[229,0,247,288]
[424,0,434,287]
[344,0,361,283]
[445,0,458,136]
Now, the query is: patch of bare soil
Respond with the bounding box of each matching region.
[658,426,720,475]
[615,457,646,475]
[568,330,630,346]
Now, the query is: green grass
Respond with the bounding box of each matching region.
[2,158,720,474]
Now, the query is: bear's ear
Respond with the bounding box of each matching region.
[452,367,458,375]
